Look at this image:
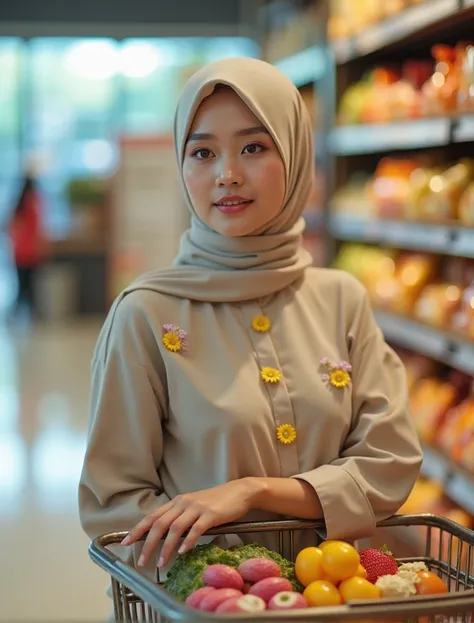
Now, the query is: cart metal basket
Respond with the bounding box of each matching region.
[89,514,474,623]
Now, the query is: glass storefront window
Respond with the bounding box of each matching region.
[0,35,259,239]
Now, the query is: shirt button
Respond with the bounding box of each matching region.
[252,315,271,332]
[261,367,281,384]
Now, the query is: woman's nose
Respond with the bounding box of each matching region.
[215,159,244,187]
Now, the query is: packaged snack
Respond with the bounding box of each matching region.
[421,45,459,115]
[415,160,474,222]
[413,283,463,329]
[410,378,458,443]
[392,254,437,315]
[458,182,474,225]
[457,43,474,112]
[437,397,474,460]
[368,158,419,219]
[459,413,474,472]
[452,280,474,339]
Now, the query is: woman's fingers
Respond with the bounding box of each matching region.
[158,509,201,567]
[177,516,213,557]
[137,507,182,567]
[121,503,172,546]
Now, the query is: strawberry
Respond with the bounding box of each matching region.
[359,545,398,584]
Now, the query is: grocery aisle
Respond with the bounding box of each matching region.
[0,319,111,622]
[263,0,474,538]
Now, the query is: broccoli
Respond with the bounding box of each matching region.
[163,542,303,603]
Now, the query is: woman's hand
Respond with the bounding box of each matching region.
[121,478,260,568]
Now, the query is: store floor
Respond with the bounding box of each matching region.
[0,318,111,622]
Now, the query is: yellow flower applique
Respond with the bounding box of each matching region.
[329,368,351,388]
[276,423,296,445]
[320,358,352,389]
[261,367,281,384]
[162,324,188,353]
[252,315,271,333]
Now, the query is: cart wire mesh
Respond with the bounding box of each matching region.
[89,513,474,623]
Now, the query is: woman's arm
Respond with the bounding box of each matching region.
[78,292,170,549]
[287,274,423,541]
[246,476,324,519]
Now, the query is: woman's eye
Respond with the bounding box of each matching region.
[243,143,265,155]
[192,148,214,160]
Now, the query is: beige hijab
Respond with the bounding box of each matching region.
[126,57,314,303]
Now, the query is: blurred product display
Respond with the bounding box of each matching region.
[337,43,474,125]
[261,0,474,549]
[331,157,474,224]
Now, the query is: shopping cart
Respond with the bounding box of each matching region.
[89,514,474,623]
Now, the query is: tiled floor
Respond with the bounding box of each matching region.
[0,317,112,622]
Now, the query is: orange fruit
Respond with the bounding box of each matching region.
[339,577,382,603]
[322,573,341,586]
[304,580,342,607]
[295,547,325,587]
[415,571,449,595]
[356,564,367,579]
[322,541,361,582]
[318,539,341,551]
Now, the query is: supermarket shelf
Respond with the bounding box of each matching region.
[274,46,327,88]
[453,114,474,143]
[329,213,474,259]
[421,444,474,515]
[331,0,462,63]
[329,114,474,156]
[374,311,474,375]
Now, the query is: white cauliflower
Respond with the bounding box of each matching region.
[396,569,421,585]
[398,561,428,573]
[375,574,418,599]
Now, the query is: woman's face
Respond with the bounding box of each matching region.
[182,87,286,237]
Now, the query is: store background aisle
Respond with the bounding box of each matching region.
[0,319,110,622]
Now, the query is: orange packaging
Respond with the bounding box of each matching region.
[413,283,463,329]
[422,45,459,115]
[458,408,474,472]
[437,398,474,460]
[452,281,474,339]
[457,43,474,112]
[368,158,419,219]
[392,254,437,315]
[410,378,458,444]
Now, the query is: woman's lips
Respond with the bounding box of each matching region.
[214,197,253,215]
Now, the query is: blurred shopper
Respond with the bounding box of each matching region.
[7,175,46,316]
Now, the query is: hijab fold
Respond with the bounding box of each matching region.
[124,57,315,303]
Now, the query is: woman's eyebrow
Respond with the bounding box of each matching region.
[186,126,269,143]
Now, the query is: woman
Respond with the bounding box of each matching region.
[79,58,422,578]
[7,175,45,315]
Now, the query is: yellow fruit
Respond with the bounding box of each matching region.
[304,580,342,607]
[318,539,340,551]
[322,542,360,582]
[356,564,367,579]
[295,547,325,587]
[322,574,341,586]
[339,577,382,603]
